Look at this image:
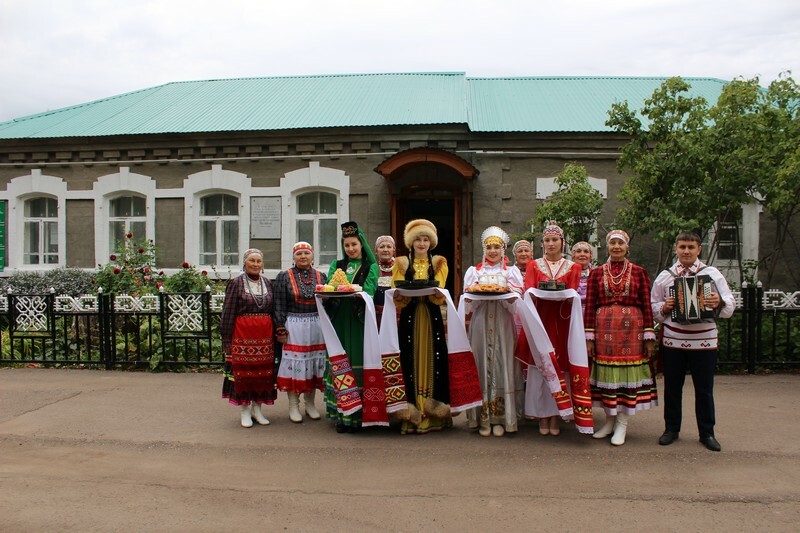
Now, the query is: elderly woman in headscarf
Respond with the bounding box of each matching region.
[571,241,594,305]
[220,248,276,428]
[324,221,380,433]
[391,219,450,434]
[512,239,534,277]
[463,226,524,437]
[373,235,396,325]
[274,241,328,423]
[584,229,657,446]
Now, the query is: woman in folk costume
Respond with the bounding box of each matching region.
[463,226,525,437]
[512,239,534,277]
[324,221,379,433]
[391,219,451,434]
[584,230,657,446]
[520,221,582,436]
[571,241,594,305]
[274,241,327,423]
[220,248,275,428]
[373,235,396,325]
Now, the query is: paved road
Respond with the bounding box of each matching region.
[1,368,798,532]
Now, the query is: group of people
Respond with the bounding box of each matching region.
[220,218,734,452]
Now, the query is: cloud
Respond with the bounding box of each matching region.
[1,0,797,121]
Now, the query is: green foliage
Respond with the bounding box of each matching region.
[0,267,94,296]
[162,262,227,293]
[606,77,731,263]
[521,163,604,244]
[606,73,800,281]
[92,233,164,295]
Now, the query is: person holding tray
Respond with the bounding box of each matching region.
[462,226,524,437]
[323,221,379,432]
[584,229,657,446]
[274,241,327,423]
[518,221,582,436]
[220,248,276,428]
[391,219,451,434]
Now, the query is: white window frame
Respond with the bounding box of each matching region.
[22,196,59,266]
[198,193,240,267]
[280,162,350,271]
[705,201,761,280]
[185,165,250,270]
[93,168,156,266]
[295,190,339,268]
[7,170,67,270]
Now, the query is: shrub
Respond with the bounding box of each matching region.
[92,234,164,295]
[0,267,94,296]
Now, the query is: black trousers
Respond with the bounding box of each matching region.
[661,345,717,438]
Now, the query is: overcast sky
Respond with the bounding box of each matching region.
[1,0,798,123]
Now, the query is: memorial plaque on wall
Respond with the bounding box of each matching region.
[250,197,282,239]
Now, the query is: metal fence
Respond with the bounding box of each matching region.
[0,290,224,368]
[0,286,798,371]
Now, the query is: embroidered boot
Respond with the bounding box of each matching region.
[250,402,270,425]
[593,414,616,439]
[288,392,303,423]
[304,391,321,420]
[611,412,629,446]
[240,405,253,428]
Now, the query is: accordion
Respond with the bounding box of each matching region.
[669,275,715,324]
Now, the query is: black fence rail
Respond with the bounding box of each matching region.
[0,290,223,368]
[0,286,797,371]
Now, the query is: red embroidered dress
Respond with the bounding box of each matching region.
[583,260,657,414]
[221,274,277,406]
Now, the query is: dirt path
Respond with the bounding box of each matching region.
[1,368,798,532]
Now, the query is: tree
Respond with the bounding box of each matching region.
[521,163,604,246]
[709,73,800,286]
[606,77,750,271]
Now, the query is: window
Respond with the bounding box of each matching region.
[23,197,59,265]
[109,195,146,254]
[716,212,742,261]
[199,194,239,265]
[296,191,338,266]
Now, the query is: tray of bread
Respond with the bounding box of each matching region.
[394,280,440,291]
[465,283,511,295]
[315,269,362,295]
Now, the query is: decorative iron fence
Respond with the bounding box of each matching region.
[0,285,797,371]
[0,289,225,368]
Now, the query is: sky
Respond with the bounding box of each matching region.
[1,0,798,122]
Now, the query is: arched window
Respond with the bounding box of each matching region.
[109,195,146,254]
[199,193,239,265]
[296,191,338,266]
[23,197,58,265]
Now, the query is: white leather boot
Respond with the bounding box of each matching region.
[288,392,303,423]
[304,391,321,420]
[240,404,253,428]
[251,402,270,425]
[611,412,629,446]
[593,414,617,439]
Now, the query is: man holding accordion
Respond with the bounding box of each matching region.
[651,232,736,452]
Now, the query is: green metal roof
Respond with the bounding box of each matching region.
[0,73,728,139]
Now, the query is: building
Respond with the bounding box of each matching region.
[0,73,791,291]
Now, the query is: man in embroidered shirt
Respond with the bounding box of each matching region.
[651,232,736,452]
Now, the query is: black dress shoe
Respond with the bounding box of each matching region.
[700,435,721,452]
[335,422,347,433]
[658,431,679,446]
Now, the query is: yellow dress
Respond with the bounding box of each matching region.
[392,257,450,434]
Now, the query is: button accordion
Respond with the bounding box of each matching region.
[669,274,715,324]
